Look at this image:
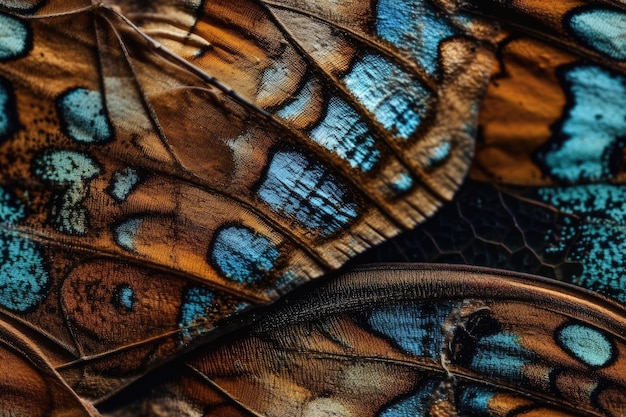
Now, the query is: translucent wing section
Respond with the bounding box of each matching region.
[101,265,626,417]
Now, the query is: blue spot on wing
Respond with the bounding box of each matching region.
[0,76,19,141]
[344,54,429,140]
[0,13,31,61]
[310,97,380,171]
[537,65,626,183]
[33,150,101,235]
[258,151,358,235]
[58,88,113,144]
[107,168,140,202]
[375,0,454,75]
[276,78,315,121]
[210,225,280,285]
[0,187,49,313]
[468,332,536,380]
[114,218,142,252]
[557,322,614,367]
[456,385,494,416]
[569,8,626,61]
[179,286,215,343]
[113,284,136,311]
[368,302,455,359]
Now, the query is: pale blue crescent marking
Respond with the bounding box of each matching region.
[32,150,101,235]
[538,185,626,303]
[310,97,380,171]
[258,151,358,235]
[179,286,216,343]
[276,78,315,121]
[425,140,451,168]
[375,0,454,75]
[557,323,614,367]
[569,8,626,60]
[457,385,494,415]
[0,187,50,313]
[539,65,626,183]
[211,225,280,285]
[0,13,30,60]
[58,88,113,144]
[469,332,536,379]
[113,284,136,311]
[344,54,428,140]
[390,172,414,193]
[114,218,142,252]
[108,167,139,202]
[0,77,18,140]
[368,302,455,359]
[379,378,441,417]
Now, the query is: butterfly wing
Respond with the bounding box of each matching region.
[100,264,626,416]
[470,0,626,185]
[0,0,495,401]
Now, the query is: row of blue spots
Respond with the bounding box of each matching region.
[375,0,454,76]
[178,286,215,343]
[367,302,455,359]
[107,167,140,203]
[210,225,280,285]
[537,185,626,303]
[0,13,31,61]
[258,151,358,235]
[344,54,428,140]
[310,97,380,171]
[32,150,101,235]
[379,378,442,417]
[557,322,615,368]
[569,8,626,61]
[112,284,136,312]
[57,88,113,144]
[276,78,315,121]
[0,77,18,141]
[537,65,626,183]
[0,187,50,313]
[114,217,142,252]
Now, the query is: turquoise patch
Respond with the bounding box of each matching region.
[0,77,19,140]
[344,54,428,140]
[469,332,536,380]
[456,385,494,416]
[0,187,49,313]
[276,79,315,121]
[375,0,454,75]
[211,225,280,285]
[179,286,215,343]
[58,88,113,143]
[113,284,136,311]
[538,65,626,182]
[390,172,414,193]
[368,302,454,359]
[310,97,380,171]
[537,185,626,303]
[114,218,142,252]
[0,13,31,60]
[32,150,101,235]
[426,141,451,167]
[258,151,358,235]
[557,322,614,367]
[379,378,441,417]
[107,167,139,202]
[569,8,626,60]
